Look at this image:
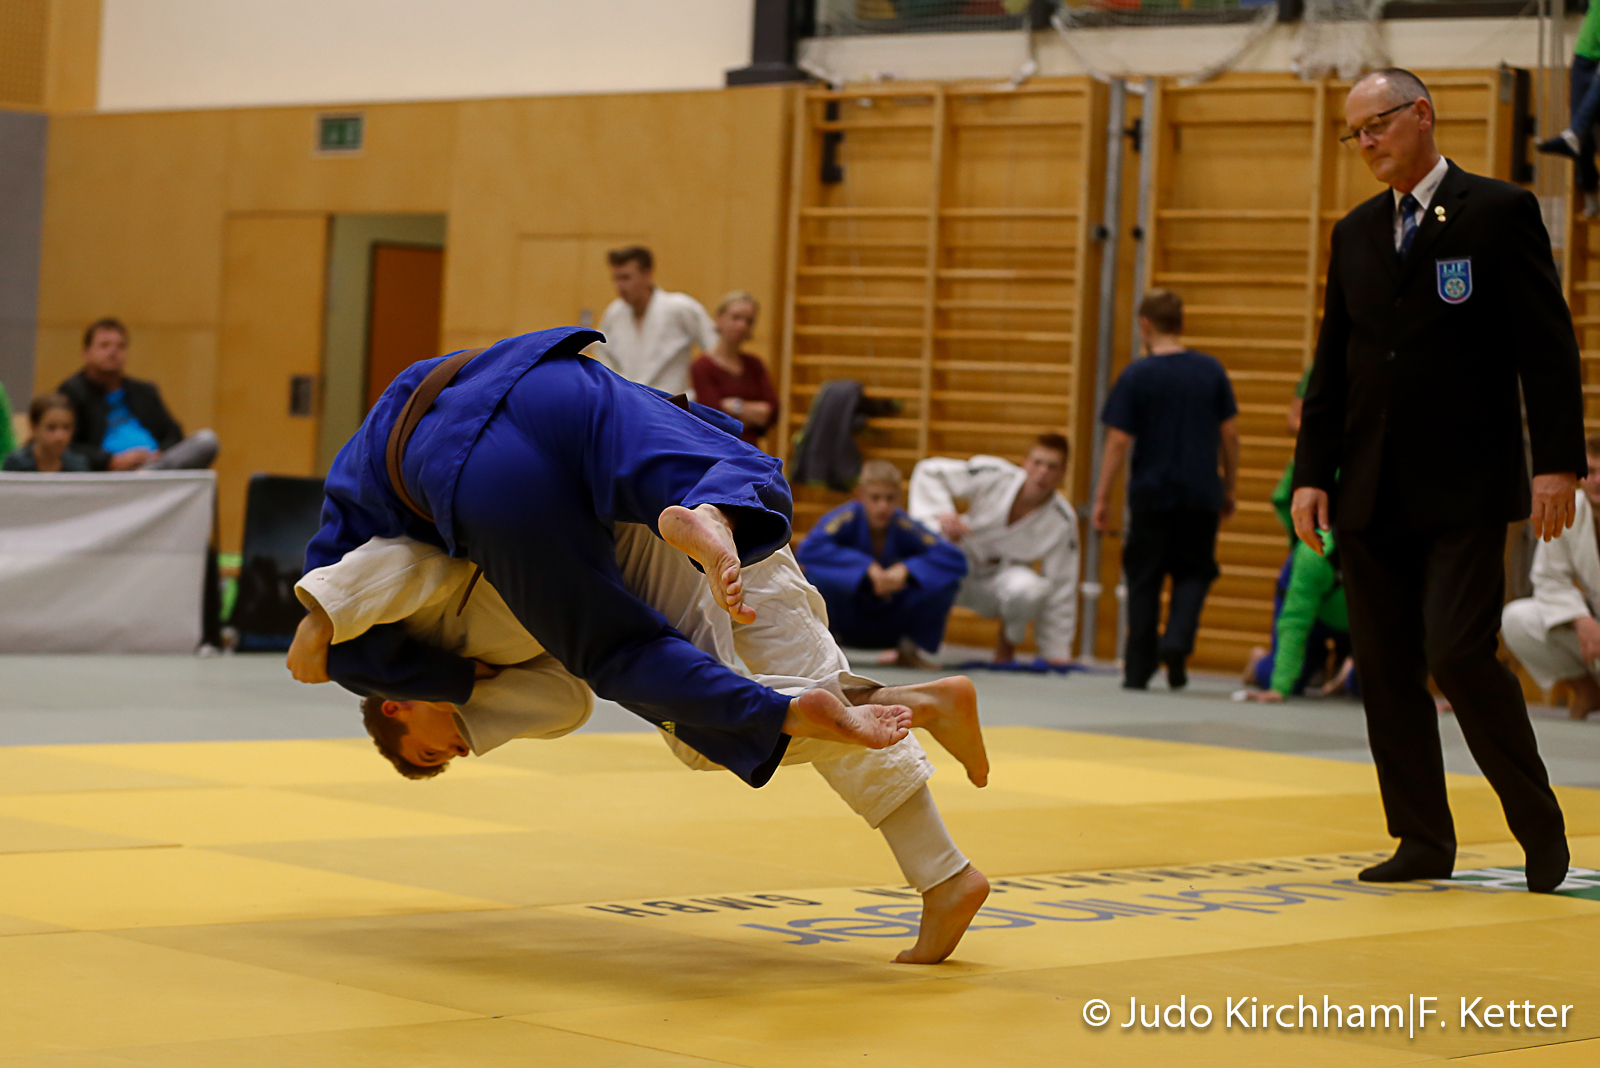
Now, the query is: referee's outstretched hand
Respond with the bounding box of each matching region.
[1291,487,1331,556]
[1530,472,1579,542]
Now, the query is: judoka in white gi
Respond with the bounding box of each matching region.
[1504,437,1600,720]
[908,435,1081,665]
[289,525,992,964]
[593,246,717,397]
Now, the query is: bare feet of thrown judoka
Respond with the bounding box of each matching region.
[784,688,911,749]
[865,676,989,787]
[659,504,756,624]
[895,865,990,965]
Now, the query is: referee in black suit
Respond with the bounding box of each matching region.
[1292,69,1587,893]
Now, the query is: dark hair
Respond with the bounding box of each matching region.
[1138,288,1183,335]
[607,245,654,272]
[1587,432,1600,456]
[1033,433,1070,460]
[82,317,129,349]
[28,392,75,427]
[1362,67,1432,107]
[361,694,448,780]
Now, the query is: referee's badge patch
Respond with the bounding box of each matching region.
[1436,257,1472,304]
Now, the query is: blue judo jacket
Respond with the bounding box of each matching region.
[307,327,801,785]
[797,501,968,603]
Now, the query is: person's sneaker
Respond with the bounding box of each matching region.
[1536,130,1581,160]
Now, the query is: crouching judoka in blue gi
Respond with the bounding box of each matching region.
[798,460,968,670]
[288,523,992,963]
[297,327,906,787]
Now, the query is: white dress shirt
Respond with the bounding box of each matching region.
[594,287,717,397]
[1392,154,1450,250]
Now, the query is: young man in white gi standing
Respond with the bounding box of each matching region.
[594,246,717,397]
[907,434,1080,666]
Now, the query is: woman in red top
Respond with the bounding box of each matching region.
[691,291,779,448]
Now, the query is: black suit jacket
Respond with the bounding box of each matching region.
[57,370,185,470]
[1293,162,1586,532]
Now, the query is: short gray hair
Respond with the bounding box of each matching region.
[1357,67,1432,108]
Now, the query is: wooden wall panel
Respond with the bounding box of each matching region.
[214,213,328,551]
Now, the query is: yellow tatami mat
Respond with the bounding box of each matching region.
[4,726,1600,1066]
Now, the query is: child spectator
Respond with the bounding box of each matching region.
[3,393,93,472]
[799,459,968,668]
[691,291,780,446]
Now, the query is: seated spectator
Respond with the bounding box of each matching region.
[1242,530,1355,702]
[58,318,218,472]
[690,291,780,446]
[797,459,967,668]
[3,393,93,472]
[909,435,1080,666]
[1503,434,1600,720]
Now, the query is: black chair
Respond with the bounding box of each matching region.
[232,474,325,652]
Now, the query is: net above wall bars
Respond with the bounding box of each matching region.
[1050,0,1280,84]
[1292,0,1389,81]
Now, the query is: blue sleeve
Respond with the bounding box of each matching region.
[900,533,969,592]
[797,524,875,601]
[576,367,794,566]
[326,623,476,704]
[305,419,446,573]
[1101,367,1138,433]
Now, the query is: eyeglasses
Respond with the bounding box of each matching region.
[1338,100,1418,146]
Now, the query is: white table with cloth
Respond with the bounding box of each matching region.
[0,471,215,653]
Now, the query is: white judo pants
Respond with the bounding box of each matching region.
[1502,598,1600,691]
[957,565,1050,645]
[644,544,967,891]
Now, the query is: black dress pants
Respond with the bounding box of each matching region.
[1123,507,1220,686]
[1339,521,1565,862]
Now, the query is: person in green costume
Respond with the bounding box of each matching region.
[0,379,15,458]
[1536,0,1600,218]
[1245,368,1355,701]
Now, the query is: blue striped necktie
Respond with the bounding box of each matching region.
[1398,192,1421,256]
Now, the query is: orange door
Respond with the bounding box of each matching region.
[366,243,444,411]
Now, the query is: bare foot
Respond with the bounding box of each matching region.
[784,687,910,749]
[1242,645,1266,686]
[865,676,988,787]
[659,504,754,624]
[875,639,939,671]
[894,865,990,965]
[993,633,1015,664]
[1565,675,1600,721]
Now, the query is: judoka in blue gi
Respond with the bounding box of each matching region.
[798,460,968,669]
[292,327,910,786]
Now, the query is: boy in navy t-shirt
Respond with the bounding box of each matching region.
[1092,288,1240,689]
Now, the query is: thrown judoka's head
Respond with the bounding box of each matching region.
[1585,434,1600,507]
[856,460,904,534]
[1022,434,1069,499]
[361,695,470,778]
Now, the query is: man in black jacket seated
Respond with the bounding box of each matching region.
[1292,69,1586,893]
[58,318,217,472]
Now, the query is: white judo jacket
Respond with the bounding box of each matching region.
[1523,490,1600,637]
[907,455,1081,660]
[296,527,931,826]
[593,287,717,397]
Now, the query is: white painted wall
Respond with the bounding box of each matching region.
[98,0,754,111]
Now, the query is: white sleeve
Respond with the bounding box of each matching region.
[456,655,594,754]
[294,536,464,644]
[591,302,624,374]
[688,295,718,352]
[1032,506,1081,661]
[1530,524,1594,633]
[907,457,977,531]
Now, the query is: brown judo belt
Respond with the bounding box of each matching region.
[384,347,486,616]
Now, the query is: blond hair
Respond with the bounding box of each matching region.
[716,290,760,317]
[858,459,903,489]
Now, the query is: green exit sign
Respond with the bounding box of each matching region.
[317,113,363,154]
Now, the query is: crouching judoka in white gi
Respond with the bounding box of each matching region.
[1504,447,1600,720]
[908,435,1081,665]
[291,524,992,964]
